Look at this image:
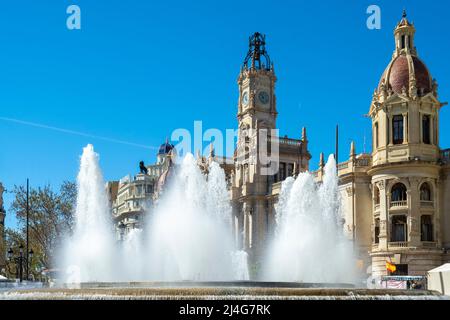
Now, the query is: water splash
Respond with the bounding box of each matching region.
[62,144,116,282]
[60,146,248,282]
[263,155,356,283]
[144,154,245,281]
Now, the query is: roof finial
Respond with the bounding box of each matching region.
[402,9,407,19]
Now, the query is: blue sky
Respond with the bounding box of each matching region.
[1,0,449,229]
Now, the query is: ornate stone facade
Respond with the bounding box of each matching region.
[335,12,450,279]
[108,141,174,239]
[229,33,311,263]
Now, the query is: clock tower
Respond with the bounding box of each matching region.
[232,32,278,263]
[237,32,277,134]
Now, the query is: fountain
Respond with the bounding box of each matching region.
[60,145,249,283]
[263,155,356,284]
[61,144,116,283]
[1,145,443,300]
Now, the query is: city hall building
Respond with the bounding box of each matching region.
[106,12,450,279]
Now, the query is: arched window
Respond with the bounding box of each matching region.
[421,215,433,242]
[420,183,432,201]
[391,183,407,202]
[374,186,380,205]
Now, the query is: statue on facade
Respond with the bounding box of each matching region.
[139,161,148,175]
[432,78,438,97]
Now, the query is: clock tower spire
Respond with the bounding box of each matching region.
[233,32,278,261]
[238,32,277,130]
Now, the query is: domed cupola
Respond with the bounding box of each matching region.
[375,10,435,102]
[158,138,174,155]
[369,11,444,166]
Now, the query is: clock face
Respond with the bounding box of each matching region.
[258,91,270,105]
[242,91,249,106]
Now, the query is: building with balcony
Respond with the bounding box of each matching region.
[331,12,450,279]
[108,140,174,239]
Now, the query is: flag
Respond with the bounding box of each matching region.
[386,261,396,273]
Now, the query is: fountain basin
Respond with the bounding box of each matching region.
[0,282,446,300]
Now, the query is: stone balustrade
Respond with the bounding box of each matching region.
[390,200,407,208]
[388,241,408,248]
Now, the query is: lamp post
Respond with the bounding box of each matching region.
[7,245,34,282]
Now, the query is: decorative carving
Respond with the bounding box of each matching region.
[432,78,438,97]
[409,79,418,100]
[380,220,387,233]
[401,85,407,96]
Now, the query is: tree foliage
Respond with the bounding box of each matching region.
[8,181,76,275]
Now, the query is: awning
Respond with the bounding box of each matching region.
[381,276,426,281]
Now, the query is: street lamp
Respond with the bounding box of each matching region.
[7,246,34,282]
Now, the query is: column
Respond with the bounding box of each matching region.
[408,180,420,247]
[243,203,250,250]
[378,181,389,250]
[403,113,408,143]
[430,115,434,146]
[388,114,392,145]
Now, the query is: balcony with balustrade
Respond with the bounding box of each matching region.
[388,241,409,249]
[390,200,407,209]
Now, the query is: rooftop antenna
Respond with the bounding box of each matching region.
[335,124,339,167]
[363,129,367,154]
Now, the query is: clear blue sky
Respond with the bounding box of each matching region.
[1,0,449,229]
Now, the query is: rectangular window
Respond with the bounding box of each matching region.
[391,264,408,276]
[393,115,404,145]
[375,123,379,149]
[375,219,380,244]
[391,215,407,242]
[422,115,431,144]
[287,163,294,177]
[279,163,286,181]
[421,215,433,241]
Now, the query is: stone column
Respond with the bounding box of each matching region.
[387,114,392,145]
[430,115,435,146]
[252,201,267,260]
[408,180,421,247]
[378,181,389,250]
[243,203,251,250]
[403,113,408,143]
[435,179,441,246]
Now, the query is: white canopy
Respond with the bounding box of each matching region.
[427,264,450,296]
[428,263,450,273]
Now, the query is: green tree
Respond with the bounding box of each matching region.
[9,181,76,278]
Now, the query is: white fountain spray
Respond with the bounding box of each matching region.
[61,146,248,283]
[263,155,356,284]
[144,154,248,281]
[62,144,116,283]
